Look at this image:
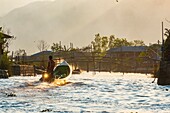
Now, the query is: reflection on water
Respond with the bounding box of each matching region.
[0,72,170,112]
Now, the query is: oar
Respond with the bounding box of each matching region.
[152,78,156,83]
[35,69,46,73]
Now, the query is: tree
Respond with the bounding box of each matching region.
[164,28,170,60]
[91,33,146,54]
[0,54,10,70]
[37,40,49,68]
[37,40,49,52]
[63,45,71,51]
[14,49,27,64]
[91,33,102,53]
[108,35,115,48]
[51,43,62,52]
[132,40,145,46]
[0,27,15,54]
[15,49,26,56]
[0,36,10,69]
[0,27,15,70]
[101,36,109,52]
[112,38,133,47]
[81,45,92,52]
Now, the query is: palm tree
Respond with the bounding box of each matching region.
[164,28,170,61]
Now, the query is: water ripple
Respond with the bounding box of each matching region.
[0,73,169,112]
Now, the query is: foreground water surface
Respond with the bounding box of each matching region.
[0,72,170,113]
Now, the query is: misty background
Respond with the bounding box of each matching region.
[0,0,170,55]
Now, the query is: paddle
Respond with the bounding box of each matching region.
[152,78,156,83]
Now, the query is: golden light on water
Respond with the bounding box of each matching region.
[52,79,71,86]
[44,73,49,79]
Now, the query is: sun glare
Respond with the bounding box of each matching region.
[44,73,49,78]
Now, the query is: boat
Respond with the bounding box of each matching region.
[53,61,72,79]
[72,69,81,74]
[40,61,72,83]
[0,69,9,79]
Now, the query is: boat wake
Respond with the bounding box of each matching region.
[51,79,72,86]
[0,78,73,97]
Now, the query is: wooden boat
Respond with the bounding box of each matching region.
[40,61,72,83]
[72,69,81,74]
[53,61,72,79]
[0,69,9,79]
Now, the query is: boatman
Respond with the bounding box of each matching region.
[47,55,55,80]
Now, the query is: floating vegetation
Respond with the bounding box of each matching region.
[41,109,52,112]
[5,92,16,97]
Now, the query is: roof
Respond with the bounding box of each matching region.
[31,51,53,57]
[0,32,12,39]
[108,46,146,53]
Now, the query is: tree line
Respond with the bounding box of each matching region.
[50,33,145,54]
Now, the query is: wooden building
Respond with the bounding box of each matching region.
[107,46,146,58]
[106,46,160,74]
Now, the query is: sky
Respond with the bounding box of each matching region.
[0,0,48,17]
[0,0,35,16]
[1,0,170,55]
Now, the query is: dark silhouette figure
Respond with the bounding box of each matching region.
[47,55,55,80]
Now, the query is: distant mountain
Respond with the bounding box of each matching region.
[0,0,169,54]
[0,0,115,54]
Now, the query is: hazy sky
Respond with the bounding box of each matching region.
[0,0,48,16]
[1,0,170,55]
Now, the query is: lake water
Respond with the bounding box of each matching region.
[0,72,170,113]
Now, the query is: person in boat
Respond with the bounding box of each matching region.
[47,55,55,80]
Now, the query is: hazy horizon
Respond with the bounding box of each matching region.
[0,0,50,17]
[1,0,170,55]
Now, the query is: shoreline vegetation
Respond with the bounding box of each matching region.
[0,31,161,77]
